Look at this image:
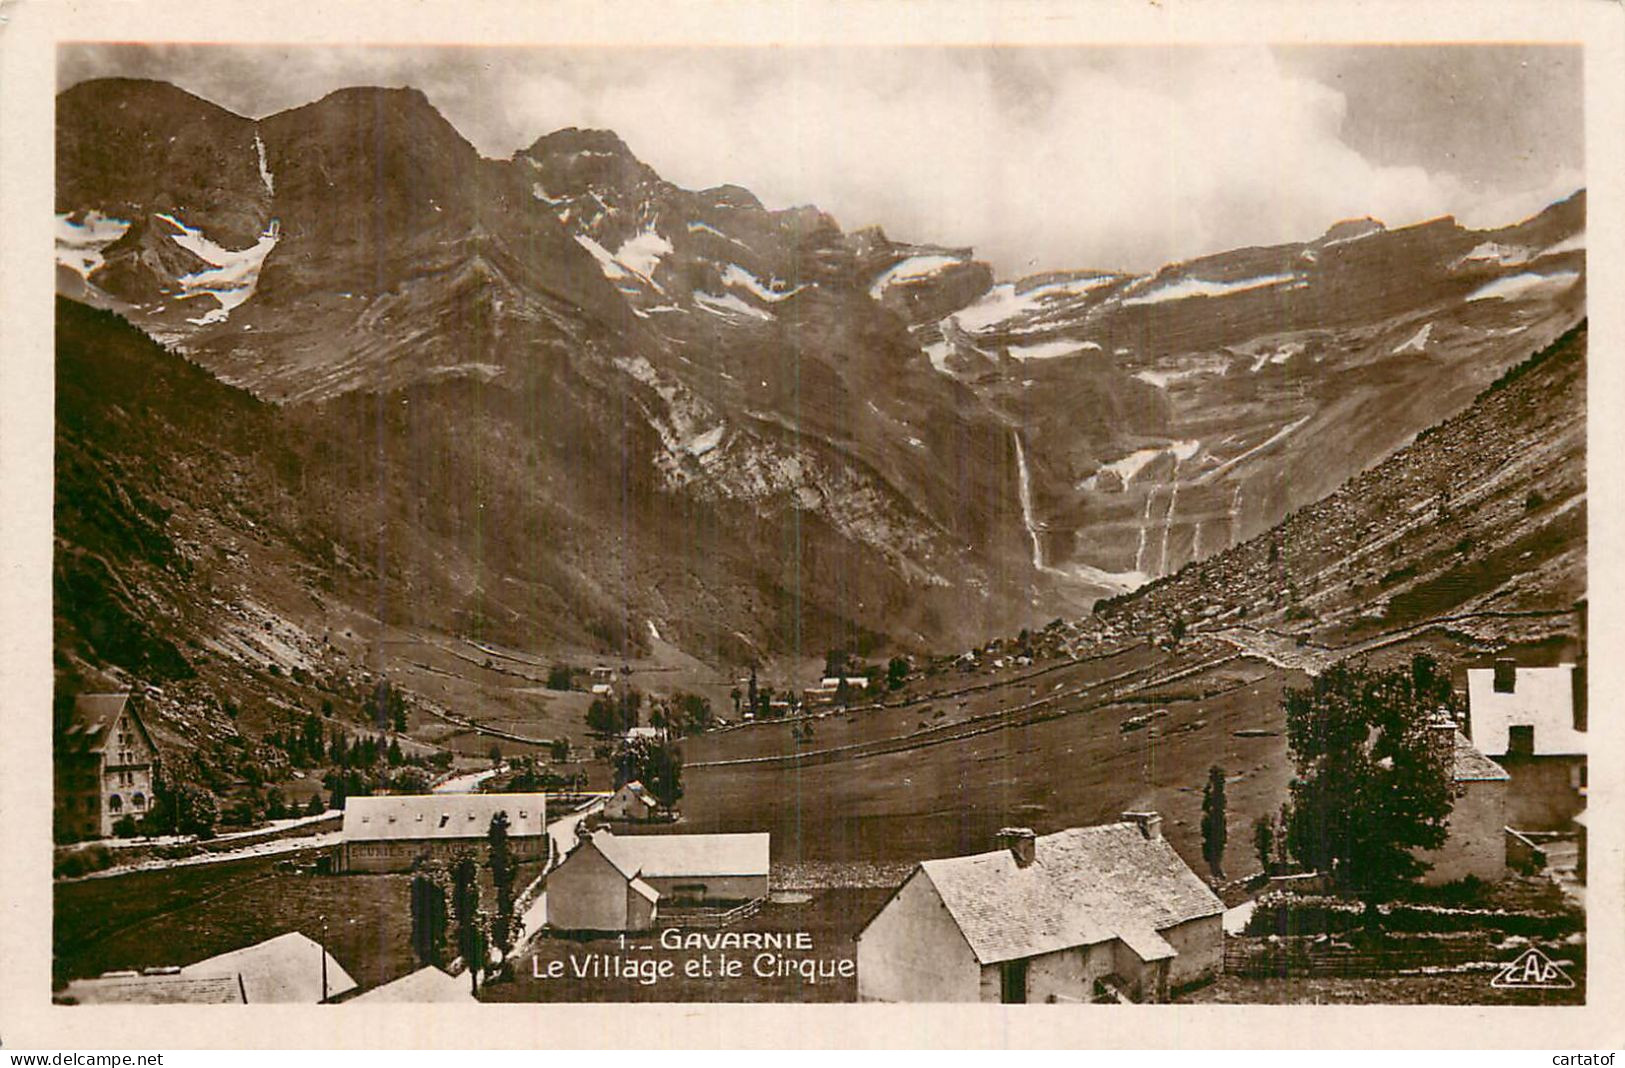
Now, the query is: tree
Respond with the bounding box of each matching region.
[730,686,742,718]
[549,737,570,763]
[487,812,519,960]
[449,849,485,988]
[672,692,712,735]
[614,737,683,810]
[547,664,574,691]
[305,793,326,816]
[410,860,450,968]
[886,656,910,691]
[112,814,139,839]
[172,783,219,839]
[642,743,684,811]
[1253,815,1275,875]
[824,648,850,677]
[265,786,288,821]
[1201,765,1227,879]
[1284,654,1456,911]
[387,738,403,766]
[747,667,759,717]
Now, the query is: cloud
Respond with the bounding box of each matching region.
[59,44,1583,276]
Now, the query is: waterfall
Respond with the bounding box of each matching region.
[1012,431,1045,571]
[1158,482,1180,575]
[1134,491,1155,575]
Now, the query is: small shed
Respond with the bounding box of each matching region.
[604,780,659,822]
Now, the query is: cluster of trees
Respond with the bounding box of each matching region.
[106,777,233,840]
[409,811,525,990]
[612,735,683,810]
[487,756,588,794]
[1201,656,1459,910]
[585,688,642,736]
[1197,656,1460,916]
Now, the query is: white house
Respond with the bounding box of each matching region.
[1466,660,1587,830]
[546,828,771,932]
[856,815,1223,1003]
[603,780,659,821]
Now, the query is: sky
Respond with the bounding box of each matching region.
[58,43,1584,276]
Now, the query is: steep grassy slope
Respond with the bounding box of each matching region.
[680,325,1586,870]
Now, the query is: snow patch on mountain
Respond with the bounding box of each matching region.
[688,220,751,251]
[1123,272,1297,306]
[573,234,629,279]
[1466,270,1580,303]
[153,213,281,326]
[55,211,130,277]
[695,290,772,321]
[950,276,1115,332]
[1455,242,1533,268]
[923,340,955,374]
[1393,322,1433,355]
[1542,231,1585,257]
[1007,338,1100,361]
[721,264,804,303]
[687,424,727,457]
[615,227,672,280]
[869,255,962,299]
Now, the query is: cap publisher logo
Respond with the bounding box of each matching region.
[1491,947,1575,989]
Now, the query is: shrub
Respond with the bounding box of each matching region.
[55,844,115,878]
[112,815,139,839]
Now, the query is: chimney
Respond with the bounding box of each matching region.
[1493,658,1517,694]
[996,827,1037,867]
[1121,811,1163,840]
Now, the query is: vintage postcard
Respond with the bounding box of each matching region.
[2,0,1621,1050]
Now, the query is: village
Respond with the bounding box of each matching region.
[52,623,1587,1005]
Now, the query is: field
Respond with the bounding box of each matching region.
[481,888,889,1003]
[677,638,1304,875]
[54,846,543,994]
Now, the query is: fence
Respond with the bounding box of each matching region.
[1223,935,1509,979]
[657,896,766,930]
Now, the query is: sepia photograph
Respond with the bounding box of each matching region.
[7,2,1611,1041]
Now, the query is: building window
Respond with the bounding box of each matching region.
[108,794,123,813]
[132,793,146,809]
[1508,725,1535,756]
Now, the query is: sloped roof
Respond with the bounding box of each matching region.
[1467,664,1584,756]
[58,974,244,1004]
[1452,731,1511,782]
[183,931,357,1003]
[591,829,770,878]
[630,877,660,904]
[342,793,546,842]
[916,823,1223,966]
[350,966,474,1003]
[60,693,152,756]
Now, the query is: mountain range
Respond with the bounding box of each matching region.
[53,77,1586,765]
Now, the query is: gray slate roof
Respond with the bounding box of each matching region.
[918,823,1223,966]
[342,793,546,842]
[58,974,244,1004]
[1452,731,1511,782]
[591,829,770,879]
